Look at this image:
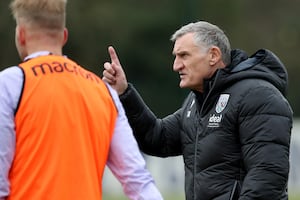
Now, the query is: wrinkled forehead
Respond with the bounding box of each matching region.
[173,33,206,55]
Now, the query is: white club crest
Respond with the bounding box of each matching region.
[215,94,230,113]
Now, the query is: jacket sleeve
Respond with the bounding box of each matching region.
[238,84,293,200]
[119,83,182,157]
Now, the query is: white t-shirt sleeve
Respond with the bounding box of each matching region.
[106,84,163,200]
[0,66,23,199]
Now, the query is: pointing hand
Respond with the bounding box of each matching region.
[102,46,128,95]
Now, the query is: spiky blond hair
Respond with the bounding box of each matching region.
[10,0,67,30]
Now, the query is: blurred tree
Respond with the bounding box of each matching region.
[0,1,19,66]
[0,0,299,116]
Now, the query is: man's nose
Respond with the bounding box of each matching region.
[173,58,182,71]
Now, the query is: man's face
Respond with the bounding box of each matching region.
[172,33,213,92]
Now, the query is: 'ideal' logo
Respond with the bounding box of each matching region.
[209,114,223,123]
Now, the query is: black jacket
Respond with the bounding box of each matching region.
[119,49,293,200]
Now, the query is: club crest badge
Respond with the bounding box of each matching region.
[215,94,230,113]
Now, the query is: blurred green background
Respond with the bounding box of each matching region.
[1,0,299,117]
[1,0,300,199]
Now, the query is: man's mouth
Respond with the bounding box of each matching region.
[179,72,186,78]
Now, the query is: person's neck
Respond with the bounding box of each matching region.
[26,36,63,56]
[27,46,62,56]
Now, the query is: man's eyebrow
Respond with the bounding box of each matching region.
[173,50,188,55]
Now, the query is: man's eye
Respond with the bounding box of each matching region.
[179,53,187,58]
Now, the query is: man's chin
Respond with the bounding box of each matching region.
[179,82,188,89]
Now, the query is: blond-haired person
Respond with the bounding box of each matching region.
[0,0,163,199]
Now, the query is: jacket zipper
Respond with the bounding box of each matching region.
[193,70,220,200]
[229,180,238,200]
[193,116,201,200]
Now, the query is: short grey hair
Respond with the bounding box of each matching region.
[171,21,231,66]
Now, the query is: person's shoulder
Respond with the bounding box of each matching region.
[0,66,24,112]
[229,78,288,106]
[0,66,23,83]
[0,66,24,96]
[231,78,277,94]
[236,78,292,115]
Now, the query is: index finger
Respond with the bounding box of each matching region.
[108,46,121,66]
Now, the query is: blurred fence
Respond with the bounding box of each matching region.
[103,118,300,198]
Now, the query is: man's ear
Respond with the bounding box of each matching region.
[17,25,26,46]
[62,28,68,46]
[209,46,222,66]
